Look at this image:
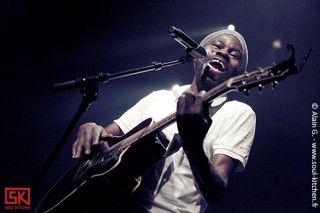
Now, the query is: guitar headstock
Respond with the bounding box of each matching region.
[204,44,311,102]
[225,44,311,96]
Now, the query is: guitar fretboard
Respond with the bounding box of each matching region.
[112,112,176,151]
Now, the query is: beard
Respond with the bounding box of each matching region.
[194,61,233,92]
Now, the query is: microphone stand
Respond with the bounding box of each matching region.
[32,54,193,198]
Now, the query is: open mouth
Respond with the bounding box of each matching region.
[208,58,227,72]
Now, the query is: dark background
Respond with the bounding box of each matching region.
[1,0,319,212]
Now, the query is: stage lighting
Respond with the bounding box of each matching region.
[272,39,282,49]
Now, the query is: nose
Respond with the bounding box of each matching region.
[216,48,230,62]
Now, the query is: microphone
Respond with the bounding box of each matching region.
[168,26,213,61]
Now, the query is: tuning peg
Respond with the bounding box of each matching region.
[243,88,250,96]
[271,81,279,89]
[258,67,264,74]
[258,84,264,93]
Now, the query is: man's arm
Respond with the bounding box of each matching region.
[176,91,237,204]
[186,151,237,204]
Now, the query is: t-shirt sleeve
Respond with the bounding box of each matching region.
[114,91,157,134]
[204,101,256,172]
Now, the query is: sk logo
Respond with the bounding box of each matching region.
[4,187,31,206]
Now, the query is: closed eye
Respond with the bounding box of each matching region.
[229,50,241,60]
[213,44,221,49]
[230,53,238,59]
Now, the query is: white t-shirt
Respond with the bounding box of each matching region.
[113,85,256,213]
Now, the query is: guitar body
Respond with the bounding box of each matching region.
[36,118,168,212]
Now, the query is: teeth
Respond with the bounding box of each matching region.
[210,59,225,70]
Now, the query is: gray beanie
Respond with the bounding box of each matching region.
[200,30,248,73]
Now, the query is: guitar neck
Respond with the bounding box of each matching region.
[114,80,238,151]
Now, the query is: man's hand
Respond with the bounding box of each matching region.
[72,122,113,158]
[176,91,210,152]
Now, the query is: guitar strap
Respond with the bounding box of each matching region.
[164,133,182,157]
